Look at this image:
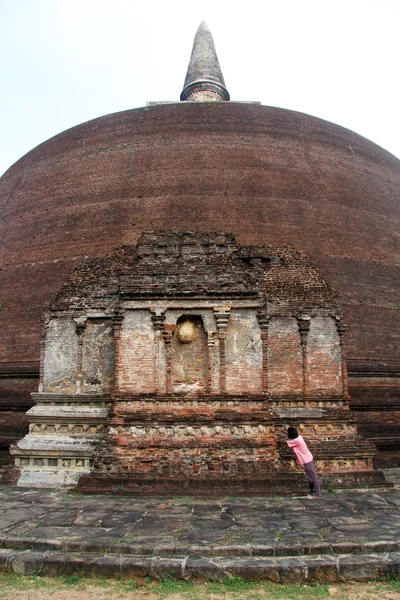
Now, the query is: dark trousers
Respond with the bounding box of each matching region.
[303,460,321,496]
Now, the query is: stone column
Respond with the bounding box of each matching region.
[336,318,350,399]
[151,309,166,394]
[214,307,231,394]
[297,315,311,398]
[74,316,87,394]
[207,331,216,394]
[162,324,176,394]
[112,309,124,394]
[38,315,48,393]
[257,310,270,396]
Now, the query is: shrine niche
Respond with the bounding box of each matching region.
[10,232,388,493]
[172,315,208,394]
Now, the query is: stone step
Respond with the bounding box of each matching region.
[0,547,399,582]
[383,468,400,489]
[76,471,391,495]
[1,535,399,558]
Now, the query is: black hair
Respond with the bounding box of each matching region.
[287,427,298,440]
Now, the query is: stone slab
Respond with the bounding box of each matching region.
[0,474,399,582]
[1,548,400,583]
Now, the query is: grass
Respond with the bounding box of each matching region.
[0,573,399,599]
[122,534,136,544]
[67,490,82,498]
[172,497,193,506]
[63,573,84,586]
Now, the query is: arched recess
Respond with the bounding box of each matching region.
[172,314,208,395]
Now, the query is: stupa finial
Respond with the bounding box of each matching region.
[180,21,230,102]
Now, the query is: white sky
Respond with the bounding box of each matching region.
[1,0,399,177]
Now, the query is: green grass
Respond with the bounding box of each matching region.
[63,573,84,586]
[122,534,136,544]
[158,574,195,595]
[172,496,193,505]
[0,572,398,599]
[67,490,82,498]
[0,573,49,590]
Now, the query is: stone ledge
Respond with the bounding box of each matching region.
[76,470,391,495]
[0,548,399,582]
[0,535,398,559]
[31,393,112,404]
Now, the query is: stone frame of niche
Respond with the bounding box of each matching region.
[159,308,221,395]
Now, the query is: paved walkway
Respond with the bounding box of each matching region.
[1,470,400,583]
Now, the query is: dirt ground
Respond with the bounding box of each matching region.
[0,576,400,600]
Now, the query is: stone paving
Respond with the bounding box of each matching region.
[0,470,400,583]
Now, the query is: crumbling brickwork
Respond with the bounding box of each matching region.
[10,232,388,493]
[1,101,399,470]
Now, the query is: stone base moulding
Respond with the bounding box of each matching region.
[10,392,111,488]
[9,392,391,493]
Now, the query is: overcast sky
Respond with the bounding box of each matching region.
[1,0,399,177]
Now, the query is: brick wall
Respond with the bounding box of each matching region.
[41,233,344,399]
[268,318,303,396]
[307,316,342,396]
[118,311,155,393]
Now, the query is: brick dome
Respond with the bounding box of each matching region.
[1,100,400,471]
[1,101,399,375]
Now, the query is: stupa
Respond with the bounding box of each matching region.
[1,23,399,487]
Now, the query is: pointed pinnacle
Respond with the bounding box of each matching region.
[180,21,230,101]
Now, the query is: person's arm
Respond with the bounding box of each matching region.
[287,439,298,447]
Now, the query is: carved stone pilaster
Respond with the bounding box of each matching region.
[162,324,176,394]
[214,307,231,338]
[257,310,270,396]
[214,307,231,393]
[207,331,217,393]
[112,309,124,393]
[74,316,87,394]
[151,310,166,332]
[38,314,48,393]
[335,318,350,399]
[151,309,166,393]
[297,315,311,397]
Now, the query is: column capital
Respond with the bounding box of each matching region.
[112,309,124,329]
[74,316,87,338]
[213,306,231,338]
[257,309,270,330]
[297,314,311,341]
[151,310,166,332]
[335,318,347,336]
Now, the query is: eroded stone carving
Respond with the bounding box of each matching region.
[176,318,196,343]
[10,232,386,492]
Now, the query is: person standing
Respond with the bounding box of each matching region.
[287,426,321,498]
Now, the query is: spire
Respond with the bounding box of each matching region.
[180,21,230,102]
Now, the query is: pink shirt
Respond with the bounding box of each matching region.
[287,435,313,466]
